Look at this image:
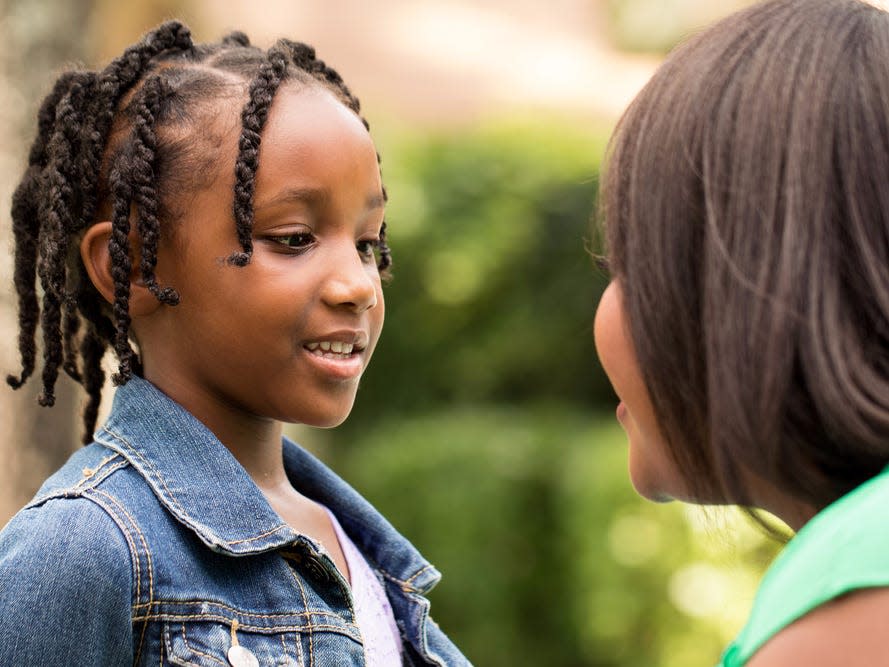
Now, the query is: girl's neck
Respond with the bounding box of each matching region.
[143,370,290,493]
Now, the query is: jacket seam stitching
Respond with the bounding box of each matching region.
[136,613,361,636]
[91,489,155,662]
[285,565,315,665]
[26,458,127,508]
[132,601,351,622]
[73,453,124,488]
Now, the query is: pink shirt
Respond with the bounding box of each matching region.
[327,509,404,666]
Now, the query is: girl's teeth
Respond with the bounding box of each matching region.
[306,341,355,358]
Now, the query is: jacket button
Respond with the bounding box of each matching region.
[227,645,259,667]
[305,555,330,581]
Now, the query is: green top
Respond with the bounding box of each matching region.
[719,466,889,666]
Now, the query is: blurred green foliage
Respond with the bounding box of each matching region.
[304,122,778,666]
[349,120,614,421]
[602,0,752,54]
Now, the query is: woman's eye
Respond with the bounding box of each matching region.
[270,232,315,250]
[357,238,381,261]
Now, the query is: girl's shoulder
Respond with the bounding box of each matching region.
[0,442,140,583]
[0,455,135,665]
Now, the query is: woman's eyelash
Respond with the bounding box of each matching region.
[593,254,611,274]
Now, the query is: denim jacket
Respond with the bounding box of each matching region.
[0,376,470,666]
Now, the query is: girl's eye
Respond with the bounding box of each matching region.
[357,238,381,262]
[269,232,315,251]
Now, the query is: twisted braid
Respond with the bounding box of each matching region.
[221,31,251,48]
[107,162,136,385]
[61,300,82,383]
[36,79,90,406]
[229,42,291,266]
[79,327,107,442]
[288,43,390,271]
[7,174,41,390]
[6,72,91,390]
[81,21,193,227]
[131,75,179,305]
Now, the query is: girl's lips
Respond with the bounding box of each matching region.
[302,346,364,380]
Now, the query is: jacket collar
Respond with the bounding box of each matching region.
[94,376,439,594]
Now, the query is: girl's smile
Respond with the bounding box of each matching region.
[302,330,370,380]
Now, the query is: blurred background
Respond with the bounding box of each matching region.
[0,1,776,665]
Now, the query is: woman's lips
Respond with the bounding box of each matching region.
[616,401,628,423]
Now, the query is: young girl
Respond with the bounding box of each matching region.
[594,0,889,665]
[0,22,469,666]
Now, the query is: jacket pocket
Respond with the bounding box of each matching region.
[164,620,302,666]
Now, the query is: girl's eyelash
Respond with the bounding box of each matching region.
[268,232,315,250]
[357,238,381,259]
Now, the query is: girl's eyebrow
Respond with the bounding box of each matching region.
[254,186,386,213]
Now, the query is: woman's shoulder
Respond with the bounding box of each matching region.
[746,586,889,667]
[726,469,889,666]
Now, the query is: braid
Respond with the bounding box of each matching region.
[79,327,107,443]
[230,39,390,272]
[107,162,136,385]
[308,57,362,117]
[131,76,179,305]
[6,72,92,390]
[229,42,291,266]
[284,43,390,271]
[378,221,392,273]
[61,300,82,383]
[36,79,89,406]
[81,21,193,227]
[7,174,41,390]
[222,31,251,47]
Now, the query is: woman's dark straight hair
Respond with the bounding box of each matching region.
[601,0,889,511]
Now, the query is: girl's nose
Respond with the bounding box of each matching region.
[320,244,378,313]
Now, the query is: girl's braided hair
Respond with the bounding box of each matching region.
[6,22,391,442]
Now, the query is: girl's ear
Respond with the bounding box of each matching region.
[80,222,162,317]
